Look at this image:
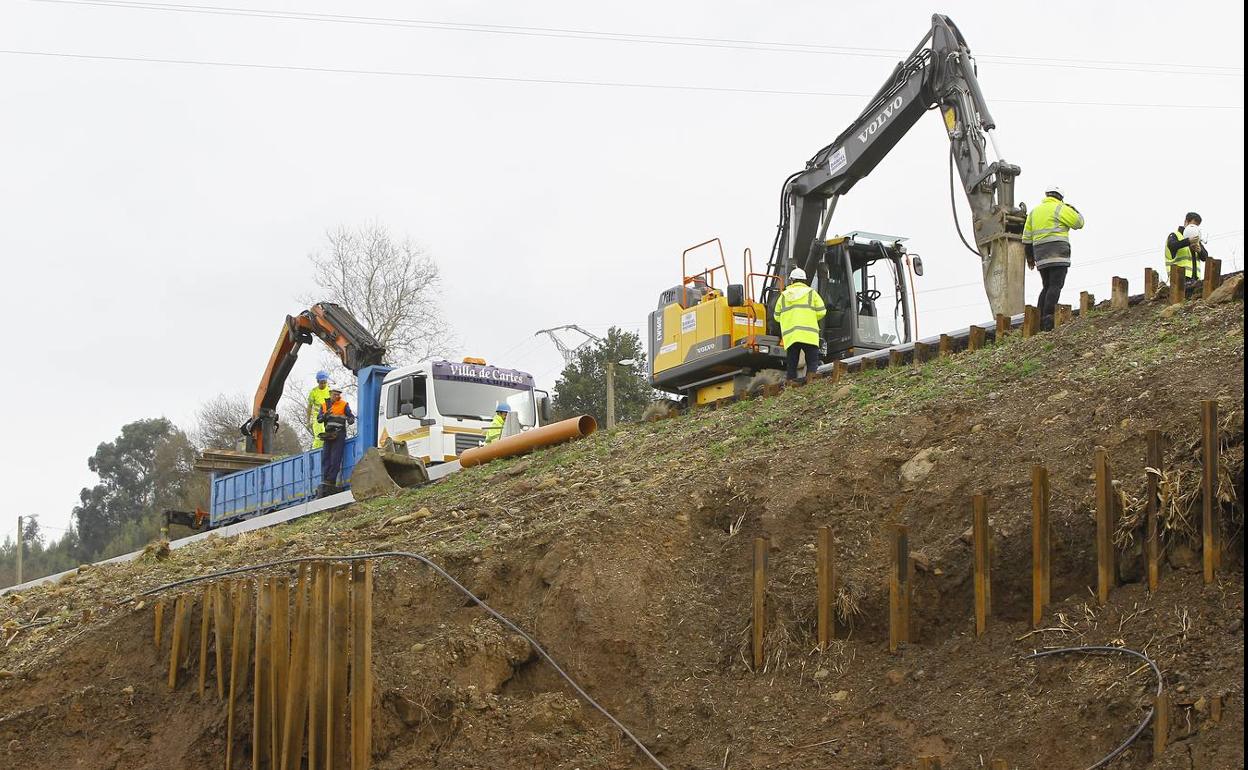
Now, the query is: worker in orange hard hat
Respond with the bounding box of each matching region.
[317,387,355,497]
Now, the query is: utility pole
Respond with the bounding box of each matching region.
[15,515,22,586]
[605,362,616,430]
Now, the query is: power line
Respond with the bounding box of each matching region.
[29,0,1245,77]
[2,49,1243,110]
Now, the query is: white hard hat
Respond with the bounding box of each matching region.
[789,267,807,282]
[1182,224,1203,242]
[1045,184,1065,198]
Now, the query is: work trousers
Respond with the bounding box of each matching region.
[785,342,822,381]
[321,435,346,491]
[1038,265,1068,330]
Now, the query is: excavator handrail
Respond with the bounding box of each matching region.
[681,238,729,308]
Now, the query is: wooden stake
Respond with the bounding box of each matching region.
[913,342,932,364]
[1153,692,1169,757]
[214,582,231,699]
[832,361,848,382]
[1111,276,1129,310]
[995,313,1010,339]
[889,349,904,368]
[351,562,374,770]
[1022,306,1039,337]
[752,538,767,670]
[1094,448,1117,605]
[308,564,329,770]
[816,526,835,650]
[198,586,212,698]
[973,495,991,637]
[154,600,165,653]
[888,524,910,652]
[254,577,273,770]
[918,757,942,769]
[968,325,986,352]
[1209,694,1222,724]
[1146,430,1163,592]
[1202,258,1222,298]
[938,334,953,357]
[1079,291,1094,316]
[1031,465,1051,627]
[271,577,290,765]
[1201,400,1220,582]
[1169,264,1185,305]
[280,566,310,770]
[167,594,189,691]
[327,568,351,769]
[1054,304,1072,327]
[1144,267,1159,299]
[989,761,1009,770]
[859,356,876,372]
[226,581,253,770]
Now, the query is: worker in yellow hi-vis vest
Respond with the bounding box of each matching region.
[1023,185,1085,331]
[306,370,332,448]
[1164,212,1209,282]
[774,267,827,381]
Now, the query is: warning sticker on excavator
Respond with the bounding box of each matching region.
[733,315,765,328]
[827,147,848,176]
[659,342,678,355]
[680,311,696,334]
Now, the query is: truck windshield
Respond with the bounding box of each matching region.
[432,381,536,427]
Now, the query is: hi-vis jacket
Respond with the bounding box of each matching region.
[1023,196,1086,268]
[317,398,355,439]
[1164,228,1207,280]
[485,413,506,444]
[775,281,827,349]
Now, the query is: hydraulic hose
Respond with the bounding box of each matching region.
[1023,645,1164,770]
[121,551,670,770]
[949,143,985,259]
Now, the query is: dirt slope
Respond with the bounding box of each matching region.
[2,294,1244,770]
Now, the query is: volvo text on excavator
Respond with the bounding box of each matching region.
[648,14,1026,406]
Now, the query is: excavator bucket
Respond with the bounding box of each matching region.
[349,447,430,501]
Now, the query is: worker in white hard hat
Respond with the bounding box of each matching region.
[1164,211,1209,284]
[774,266,827,381]
[1022,185,1085,330]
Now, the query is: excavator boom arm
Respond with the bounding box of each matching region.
[765,14,1023,317]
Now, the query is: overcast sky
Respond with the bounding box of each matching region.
[1,0,1243,543]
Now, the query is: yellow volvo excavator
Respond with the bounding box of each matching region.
[648,14,1026,406]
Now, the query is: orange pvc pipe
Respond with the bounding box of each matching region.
[459,415,597,468]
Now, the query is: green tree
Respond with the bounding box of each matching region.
[551,327,653,424]
[71,418,206,560]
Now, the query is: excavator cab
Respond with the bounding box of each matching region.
[815,232,914,358]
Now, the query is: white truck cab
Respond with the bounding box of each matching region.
[377,358,551,463]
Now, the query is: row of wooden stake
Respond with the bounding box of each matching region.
[153,561,374,770]
[752,260,1225,395]
[749,400,1226,760]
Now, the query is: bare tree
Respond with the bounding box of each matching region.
[193,392,305,456]
[304,223,452,372]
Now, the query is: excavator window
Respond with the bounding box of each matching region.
[852,256,906,347]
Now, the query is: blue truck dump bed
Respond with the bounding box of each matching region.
[206,366,387,528]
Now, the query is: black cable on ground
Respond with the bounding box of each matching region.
[1023,645,1164,770]
[121,552,670,770]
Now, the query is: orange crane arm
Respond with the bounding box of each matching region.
[243,303,386,453]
